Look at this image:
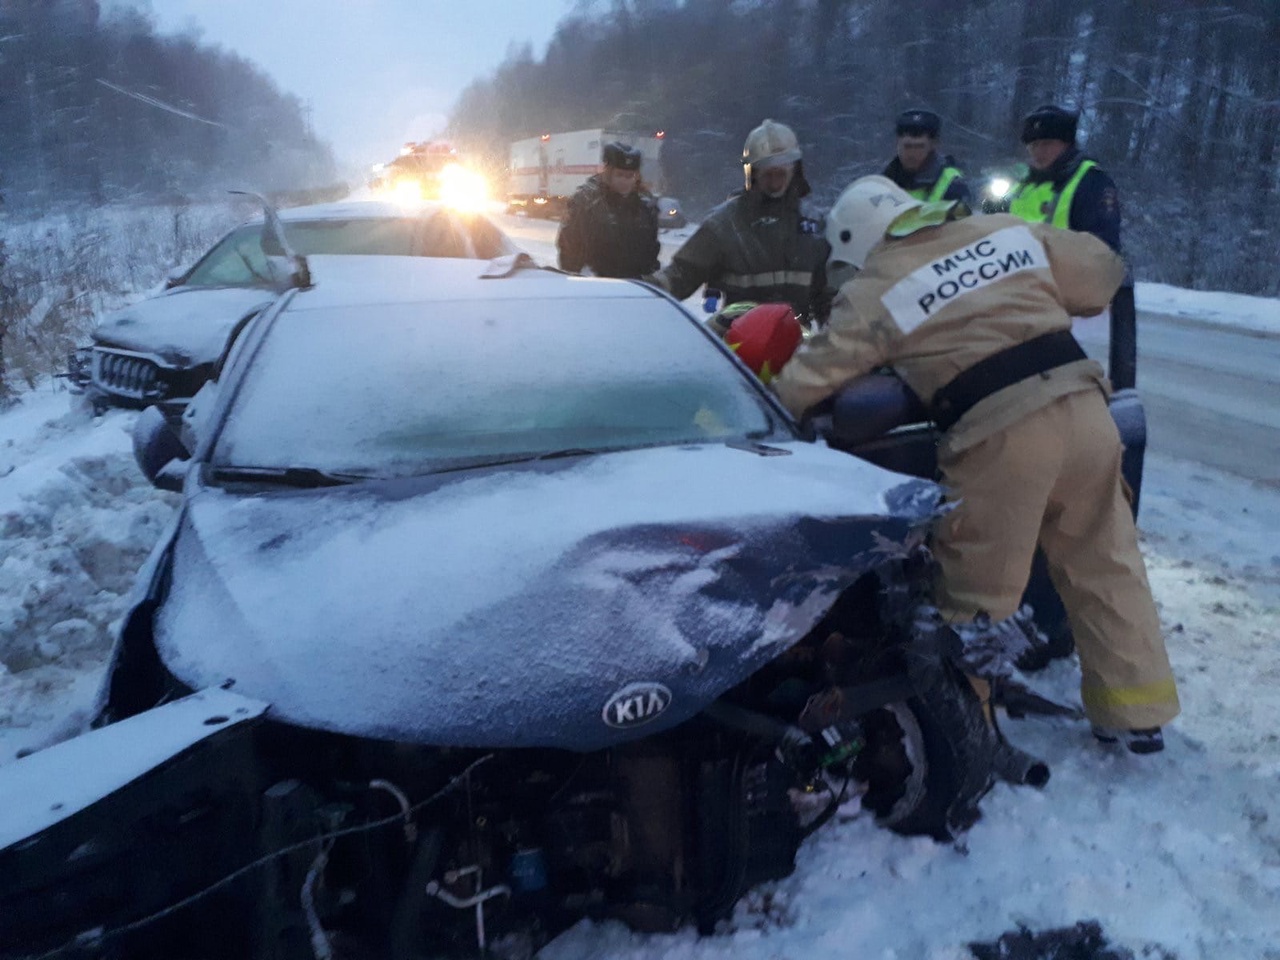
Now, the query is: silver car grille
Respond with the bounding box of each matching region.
[92,348,164,400]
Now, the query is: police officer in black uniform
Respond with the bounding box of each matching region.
[881,108,971,205]
[1009,105,1135,387]
[556,141,660,279]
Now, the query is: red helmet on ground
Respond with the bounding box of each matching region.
[724,303,803,383]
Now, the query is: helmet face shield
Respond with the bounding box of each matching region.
[748,145,803,168]
[754,151,799,170]
[755,162,795,198]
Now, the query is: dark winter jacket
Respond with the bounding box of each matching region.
[556,175,660,279]
[1013,148,1122,255]
[883,152,972,206]
[648,174,832,324]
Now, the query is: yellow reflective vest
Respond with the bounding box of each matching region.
[1008,159,1096,228]
[908,166,964,203]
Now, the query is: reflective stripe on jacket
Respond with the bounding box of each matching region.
[908,166,964,203]
[649,190,832,322]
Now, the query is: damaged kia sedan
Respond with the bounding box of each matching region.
[64,200,516,413]
[2,255,1046,960]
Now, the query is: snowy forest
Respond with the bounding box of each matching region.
[0,1,345,401]
[0,0,336,206]
[449,0,1280,296]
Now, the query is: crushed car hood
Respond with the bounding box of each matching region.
[155,442,939,751]
[92,287,275,366]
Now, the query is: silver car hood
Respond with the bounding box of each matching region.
[92,287,276,366]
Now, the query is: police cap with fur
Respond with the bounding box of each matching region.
[1021,104,1078,145]
[602,141,642,171]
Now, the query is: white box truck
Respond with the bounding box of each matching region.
[507,129,665,218]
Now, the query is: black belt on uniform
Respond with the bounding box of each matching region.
[930,330,1087,432]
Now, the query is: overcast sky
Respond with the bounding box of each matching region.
[113,1,579,169]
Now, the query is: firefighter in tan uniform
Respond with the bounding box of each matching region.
[773,176,1179,753]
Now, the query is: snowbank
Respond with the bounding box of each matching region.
[1137,282,1280,338]
[0,387,176,755]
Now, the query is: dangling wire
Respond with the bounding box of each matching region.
[799,775,852,841]
[29,754,493,960]
[302,839,335,960]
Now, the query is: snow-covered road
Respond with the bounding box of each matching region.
[1079,319,1280,484]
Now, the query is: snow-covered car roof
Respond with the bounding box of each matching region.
[265,199,471,223]
[292,254,650,309]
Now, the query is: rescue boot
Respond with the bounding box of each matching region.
[1092,726,1164,754]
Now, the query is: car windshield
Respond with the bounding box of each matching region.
[183,214,506,288]
[211,297,784,477]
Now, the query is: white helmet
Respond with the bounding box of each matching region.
[825,175,922,272]
[742,119,802,189]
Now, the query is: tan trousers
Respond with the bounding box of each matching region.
[933,390,1180,730]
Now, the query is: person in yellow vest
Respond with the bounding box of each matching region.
[771,176,1179,754]
[1009,104,1136,387]
[881,109,972,206]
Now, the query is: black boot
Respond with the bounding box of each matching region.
[1093,726,1164,754]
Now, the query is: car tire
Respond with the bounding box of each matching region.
[852,664,992,841]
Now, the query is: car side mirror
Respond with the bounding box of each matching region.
[179,380,220,455]
[152,459,189,493]
[132,405,189,491]
[162,265,186,289]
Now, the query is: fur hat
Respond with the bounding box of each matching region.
[602,141,642,171]
[1021,104,1078,144]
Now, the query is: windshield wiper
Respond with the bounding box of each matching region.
[725,438,792,457]
[536,447,601,460]
[208,465,374,488]
[421,448,603,476]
